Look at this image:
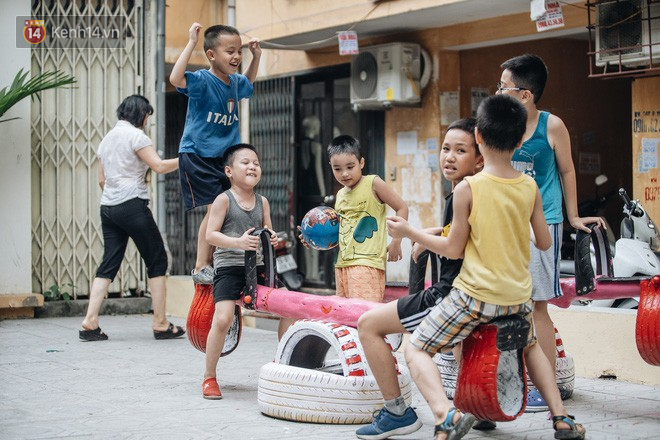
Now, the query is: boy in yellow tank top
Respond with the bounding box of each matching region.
[300,135,408,302]
[387,95,586,440]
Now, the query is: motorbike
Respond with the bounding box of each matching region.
[561,188,660,309]
[561,174,617,260]
[275,231,304,291]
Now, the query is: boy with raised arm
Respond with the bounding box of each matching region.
[170,23,261,285]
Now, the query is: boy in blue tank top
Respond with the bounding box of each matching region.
[499,54,605,410]
[170,23,261,285]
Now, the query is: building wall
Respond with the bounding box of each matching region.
[164,0,226,67]
[460,38,633,228]
[632,77,660,223]
[1,1,32,295]
[236,3,637,236]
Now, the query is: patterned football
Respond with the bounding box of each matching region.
[300,206,340,250]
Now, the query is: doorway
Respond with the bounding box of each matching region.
[295,66,385,289]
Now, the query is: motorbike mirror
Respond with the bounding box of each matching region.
[594,174,608,186]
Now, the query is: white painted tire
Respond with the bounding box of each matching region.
[258,362,413,424]
[261,320,412,424]
[434,352,458,399]
[275,320,403,377]
[525,353,575,400]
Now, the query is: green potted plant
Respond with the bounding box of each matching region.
[0,68,76,122]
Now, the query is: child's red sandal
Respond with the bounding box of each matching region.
[202,377,222,400]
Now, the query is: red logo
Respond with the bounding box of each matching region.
[23,20,46,45]
[227,99,235,114]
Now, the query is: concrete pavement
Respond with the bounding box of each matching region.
[1,314,659,439]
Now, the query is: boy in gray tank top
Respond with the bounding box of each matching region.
[201,143,292,400]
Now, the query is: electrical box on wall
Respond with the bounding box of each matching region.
[350,42,426,110]
[595,0,660,67]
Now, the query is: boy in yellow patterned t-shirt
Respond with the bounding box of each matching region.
[301,135,408,302]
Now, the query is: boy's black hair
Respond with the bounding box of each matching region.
[327,135,362,160]
[476,95,527,152]
[446,117,479,155]
[116,95,153,128]
[204,25,240,52]
[500,54,548,104]
[223,143,258,167]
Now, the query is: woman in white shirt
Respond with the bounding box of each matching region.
[80,95,184,341]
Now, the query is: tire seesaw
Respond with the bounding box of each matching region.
[185,227,660,424]
[185,230,543,422]
[554,224,660,366]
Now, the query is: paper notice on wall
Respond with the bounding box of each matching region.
[440,91,459,126]
[535,1,564,32]
[471,88,490,117]
[641,138,659,171]
[338,31,359,55]
[401,166,432,203]
[396,130,418,155]
[530,0,547,20]
[578,152,601,175]
[427,153,438,172]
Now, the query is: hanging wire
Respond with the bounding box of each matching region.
[242,1,384,51]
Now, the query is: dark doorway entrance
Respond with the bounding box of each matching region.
[295,66,385,289]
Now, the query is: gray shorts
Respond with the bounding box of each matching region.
[529,223,563,301]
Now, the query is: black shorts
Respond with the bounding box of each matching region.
[397,284,447,333]
[213,266,283,303]
[96,198,167,280]
[179,152,230,210]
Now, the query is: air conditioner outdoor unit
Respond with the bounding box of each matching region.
[350,42,424,110]
[595,0,660,66]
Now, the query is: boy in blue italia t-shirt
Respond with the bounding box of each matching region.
[170,22,261,284]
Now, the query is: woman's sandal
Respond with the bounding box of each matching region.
[434,407,476,440]
[153,322,186,340]
[79,327,109,341]
[553,414,586,440]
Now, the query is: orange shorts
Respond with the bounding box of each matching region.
[335,265,385,302]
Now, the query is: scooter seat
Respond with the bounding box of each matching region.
[560,260,575,275]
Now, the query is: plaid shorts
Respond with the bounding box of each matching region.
[409,287,534,354]
[335,265,385,302]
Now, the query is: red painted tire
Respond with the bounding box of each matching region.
[440,327,574,401]
[186,284,242,356]
[186,285,214,352]
[636,276,660,366]
[453,317,529,422]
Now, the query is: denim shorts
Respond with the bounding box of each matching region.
[179,152,230,210]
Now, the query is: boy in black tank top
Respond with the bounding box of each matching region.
[355,119,483,439]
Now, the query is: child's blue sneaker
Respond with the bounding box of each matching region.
[356,407,423,439]
[525,389,549,412]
